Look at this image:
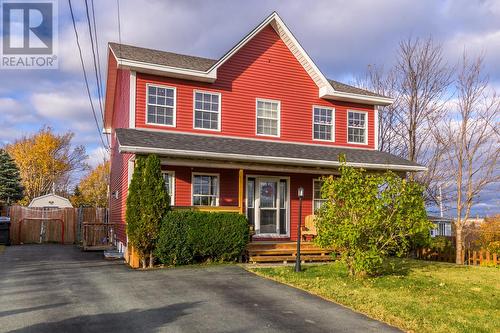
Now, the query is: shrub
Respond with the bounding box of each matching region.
[315,160,431,277]
[429,236,454,252]
[155,210,249,266]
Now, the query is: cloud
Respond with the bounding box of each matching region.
[87,146,109,168]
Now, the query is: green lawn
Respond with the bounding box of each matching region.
[248,259,499,333]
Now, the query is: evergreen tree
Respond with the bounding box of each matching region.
[0,149,23,204]
[126,155,170,268]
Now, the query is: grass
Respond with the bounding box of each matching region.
[248,259,499,333]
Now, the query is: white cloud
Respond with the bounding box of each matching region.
[87,146,109,168]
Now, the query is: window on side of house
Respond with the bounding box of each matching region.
[313,106,334,141]
[347,110,367,144]
[313,179,327,212]
[161,171,175,206]
[256,99,280,136]
[147,85,175,126]
[194,91,220,130]
[192,174,219,206]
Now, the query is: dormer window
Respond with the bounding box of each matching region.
[347,110,368,144]
[146,84,176,126]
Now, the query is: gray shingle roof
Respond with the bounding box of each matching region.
[115,128,424,171]
[109,42,387,99]
[109,43,217,72]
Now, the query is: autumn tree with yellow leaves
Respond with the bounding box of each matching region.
[6,127,88,205]
[71,161,110,208]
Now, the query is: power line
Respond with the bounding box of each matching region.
[83,0,104,123]
[83,0,109,147]
[68,0,108,150]
[116,0,122,57]
[90,0,104,109]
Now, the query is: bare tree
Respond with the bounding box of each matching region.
[437,53,500,264]
[358,37,453,204]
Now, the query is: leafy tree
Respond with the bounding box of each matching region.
[71,161,110,207]
[0,149,23,204]
[6,126,88,204]
[126,155,170,268]
[315,161,431,276]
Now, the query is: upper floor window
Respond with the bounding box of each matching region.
[194,91,220,130]
[161,171,175,206]
[147,85,175,126]
[192,173,219,206]
[313,106,334,141]
[256,99,280,137]
[347,110,367,144]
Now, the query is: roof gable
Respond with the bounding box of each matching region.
[105,12,393,129]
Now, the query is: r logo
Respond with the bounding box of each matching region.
[2,1,53,54]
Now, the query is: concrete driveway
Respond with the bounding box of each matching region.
[0,245,399,332]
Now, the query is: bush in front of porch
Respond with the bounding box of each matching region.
[155,210,249,266]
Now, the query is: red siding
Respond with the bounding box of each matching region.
[161,165,328,241]
[134,25,375,149]
[109,69,131,243]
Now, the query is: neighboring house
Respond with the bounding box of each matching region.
[104,12,425,253]
[28,194,73,209]
[429,215,453,237]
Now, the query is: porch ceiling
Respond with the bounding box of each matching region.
[116,128,426,172]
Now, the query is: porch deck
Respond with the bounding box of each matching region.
[247,241,335,264]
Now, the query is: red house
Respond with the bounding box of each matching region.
[104,12,424,259]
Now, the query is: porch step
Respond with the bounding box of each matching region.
[246,241,335,263]
[248,255,333,263]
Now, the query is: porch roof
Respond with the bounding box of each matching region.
[116,128,426,172]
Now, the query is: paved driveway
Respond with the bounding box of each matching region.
[0,245,399,332]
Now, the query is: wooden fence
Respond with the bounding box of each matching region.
[416,247,456,263]
[417,247,499,266]
[467,250,499,266]
[8,206,108,245]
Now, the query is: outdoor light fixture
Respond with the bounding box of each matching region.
[295,186,304,272]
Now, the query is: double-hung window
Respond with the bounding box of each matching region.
[313,106,334,141]
[313,179,327,212]
[347,110,367,144]
[256,99,280,136]
[192,173,219,206]
[194,91,220,130]
[147,85,175,126]
[161,171,175,206]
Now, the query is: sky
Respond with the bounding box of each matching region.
[0,0,498,216]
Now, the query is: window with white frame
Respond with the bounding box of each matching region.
[313,107,334,141]
[192,174,219,206]
[161,171,175,206]
[313,179,327,212]
[256,99,280,136]
[347,111,367,144]
[147,85,175,126]
[194,91,220,130]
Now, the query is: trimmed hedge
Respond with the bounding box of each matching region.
[155,210,249,265]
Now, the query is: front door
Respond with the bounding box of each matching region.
[247,177,289,236]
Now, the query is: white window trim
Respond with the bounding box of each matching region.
[161,171,175,206]
[145,83,177,127]
[312,178,327,212]
[347,110,368,145]
[255,98,281,137]
[191,172,220,206]
[312,105,335,142]
[193,90,222,132]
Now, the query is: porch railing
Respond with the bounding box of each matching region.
[172,206,240,213]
